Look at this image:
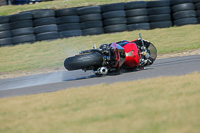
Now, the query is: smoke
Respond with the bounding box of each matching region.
[0,70,94,91]
[0,71,64,91]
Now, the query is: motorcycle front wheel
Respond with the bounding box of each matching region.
[64,52,103,71]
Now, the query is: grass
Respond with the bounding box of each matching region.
[0,72,200,133]
[0,25,200,73]
[0,0,153,16]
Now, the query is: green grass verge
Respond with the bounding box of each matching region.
[0,25,200,73]
[0,0,153,16]
[0,72,200,133]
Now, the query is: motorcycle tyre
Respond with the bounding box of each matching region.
[64,52,103,71]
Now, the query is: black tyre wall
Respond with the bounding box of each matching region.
[104,24,127,33]
[0,38,12,47]
[127,16,149,24]
[11,27,34,36]
[196,2,200,10]
[58,23,80,31]
[82,27,104,36]
[127,23,150,31]
[147,1,172,29]
[198,17,200,23]
[172,3,195,13]
[35,24,58,34]
[56,16,79,24]
[101,3,125,13]
[81,20,103,29]
[174,17,198,25]
[194,0,200,3]
[149,14,171,22]
[0,16,9,24]
[10,12,34,45]
[10,20,33,29]
[32,9,55,19]
[125,1,149,31]
[150,21,172,29]
[0,19,11,46]
[171,0,194,6]
[79,6,104,35]
[102,10,126,19]
[148,7,171,15]
[0,23,10,31]
[10,12,32,22]
[12,34,36,44]
[126,8,148,17]
[56,7,81,38]
[57,15,81,37]
[55,7,78,17]
[125,1,147,10]
[34,17,57,27]
[197,10,200,16]
[33,10,59,41]
[195,2,200,24]
[77,6,101,15]
[36,32,59,41]
[79,13,102,22]
[172,2,197,26]
[197,9,200,23]
[0,31,11,39]
[102,4,127,33]
[1,1,200,46]
[173,10,196,20]
[59,29,82,38]
[0,16,10,46]
[103,17,127,26]
[147,1,170,8]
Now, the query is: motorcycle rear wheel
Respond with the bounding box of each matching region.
[64,52,103,70]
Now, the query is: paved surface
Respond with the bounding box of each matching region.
[0,55,200,98]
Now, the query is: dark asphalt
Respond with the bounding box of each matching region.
[0,55,200,98]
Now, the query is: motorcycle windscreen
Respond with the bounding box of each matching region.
[147,43,157,65]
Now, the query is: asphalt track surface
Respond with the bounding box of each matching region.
[0,55,200,98]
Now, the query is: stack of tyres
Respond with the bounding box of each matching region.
[125,1,149,31]
[194,0,200,23]
[78,6,104,35]
[33,9,59,41]
[147,0,172,29]
[0,16,12,47]
[171,0,198,26]
[56,8,82,38]
[101,3,127,33]
[10,12,36,45]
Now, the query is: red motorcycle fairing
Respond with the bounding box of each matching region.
[122,42,141,68]
[110,42,126,69]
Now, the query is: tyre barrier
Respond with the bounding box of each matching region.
[0,16,12,47]
[78,6,104,35]
[10,12,36,45]
[147,0,172,29]
[0,0,200,47]
[171,0,198,26]
[32,9,59,41]
[125,1,149,31]
[56,7,82,38]
[194,0,200,23]
[101,3,127,33]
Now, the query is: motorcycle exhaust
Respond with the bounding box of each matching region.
[99,67,108,75]
[93,67,108,75]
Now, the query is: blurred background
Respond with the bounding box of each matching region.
[0,0,52,5]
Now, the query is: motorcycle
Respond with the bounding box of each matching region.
[64,34,157,75]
